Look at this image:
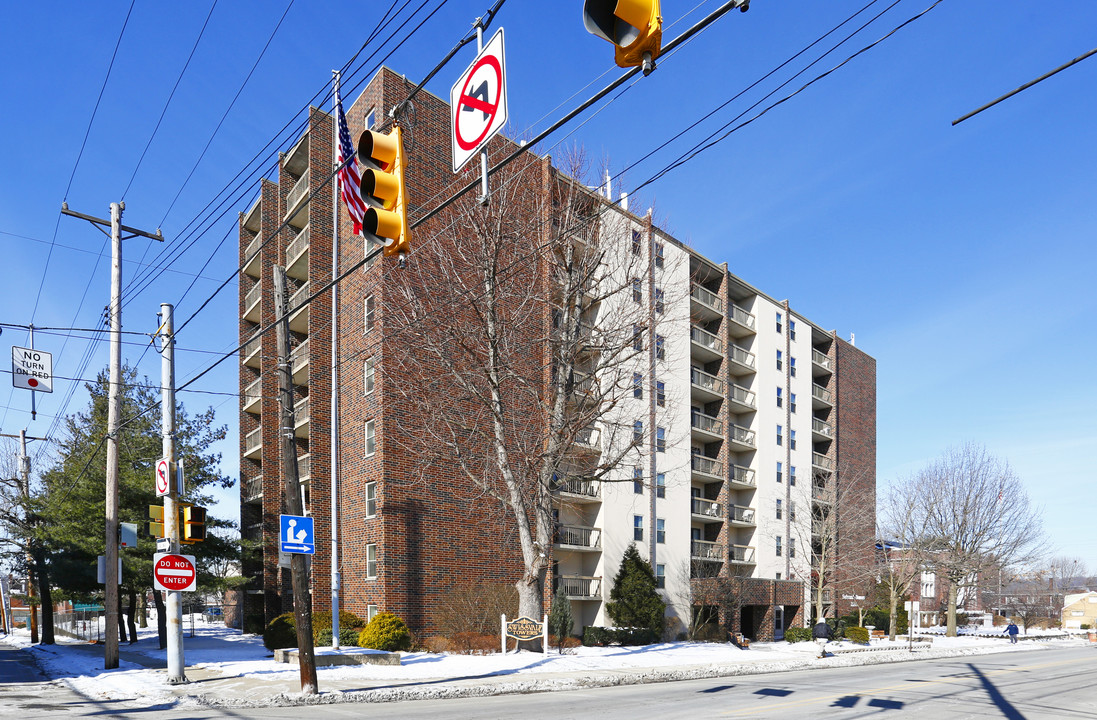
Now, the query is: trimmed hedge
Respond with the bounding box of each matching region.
[358,612,412,652]
[845,626,870,644]
[264,610,367,650]
[316,626,362,647]
[783,627,812,643]
[581,626,658,647]
[263,612,297,651]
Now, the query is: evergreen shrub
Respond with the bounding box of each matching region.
[784,627,812,643]
[358,612,412,651]
[263,612,297,650]
[845,626,870,644]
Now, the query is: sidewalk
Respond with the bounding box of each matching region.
[2,626,1083,710]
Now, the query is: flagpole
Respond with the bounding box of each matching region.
[329,70,343,649]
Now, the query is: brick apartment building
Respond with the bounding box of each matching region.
[238,67,876,641]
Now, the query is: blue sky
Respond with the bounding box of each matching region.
[1,1,1094,564]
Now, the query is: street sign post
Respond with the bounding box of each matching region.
[280,514,315,554]
[450,27,508,173]
[153,553,197,592]
[11,346,53,393]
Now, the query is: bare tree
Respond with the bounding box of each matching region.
[384,149,677,629]
[877,487,931,640]
[897,443,1045,636]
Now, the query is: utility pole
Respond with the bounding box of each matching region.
[158,303,186,684]
[61,201,162,669]
[273,266,318,694]
[19,430,36,644]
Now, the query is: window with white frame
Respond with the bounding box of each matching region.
[632,324,643,351]
[776,349,782,370]
[777,461,783,483]
[633,515,644,541]
[656,380,665,407]
[656,518,666,544]
[789,320,796,340]
[790,357,797,377]
[633,467,643,494]
[633,420,643,444]
[631,230,642,255]
[632,278,642,304]
[790,466,796,486]
[365,481,377,518]
[656,472,665,498]
[364,295,375,333]
[776,498,782,519]
[776,387,783,408]
[776,536,782,556]
[656,563,665,588]
[776,425,783,446]
[776,312,782,334]
[633,372,643,399]
[790,429,797,450]
[655,334,665,360]
[789,538,796,558]
[367,604,379,621]
[364,419,376,456]
[790,501,796,521]
[789,393,796,413]
[656,426,666,452]
[366,543,378,578]
[654,242,664,268]
[364,356,375,395]
[654,288,664,314]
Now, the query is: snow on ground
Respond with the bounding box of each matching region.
[4,620,1086,709]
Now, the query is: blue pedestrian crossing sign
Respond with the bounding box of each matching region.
[279,514,315,554]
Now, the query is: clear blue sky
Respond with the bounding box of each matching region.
[2,1,1094,564]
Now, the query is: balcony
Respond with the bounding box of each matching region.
[286,224,310,281]
[812,588,834,605]
[294,396,309,438]
[291,338,310,386]
[811,417,833,440]
[242,336,261,369]
[243,232,262,278]
[243,377,261,415]
[691,454,723,481]
[728,304,756,338]
[812,383,834,409]
[298,453,311,481]
[729,505,756,526]
[728,345,756,376]
[727,383,756,413]
[243,475,262,503]
[728,545,756,564]
[812,452,834,472]
[690,410,723,442]
[288,280,310,333]
[690,367,725,403]
[558,575,601,600]
[812,484,831,503]
[284,167,310,229]
[691,496,723,522]
[284,131,309,176]
[243,196,261,232]
[690,325,723,362]
[573,426,600,453]
[729,463,756,489]
[243,281,262,323]
[554,524,602,551]
[690,283,723,322]
[554,476,601,502]
[244,428,262,460]
[728,423,756,451]
[812,348,833,375]
[691,539,723,562]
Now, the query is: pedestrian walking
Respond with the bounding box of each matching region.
[813,620,833,658]
[1005,622,1019,644]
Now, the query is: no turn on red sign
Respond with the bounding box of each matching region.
[450,27,508,173]
[153,553,197,592]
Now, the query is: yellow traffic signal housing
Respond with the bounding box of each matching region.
[357,126,410,259]
[182,505,207,543]
[583,0,662,72]
[149,505,165,538]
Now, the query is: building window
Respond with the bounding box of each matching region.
[631,229,642,255]
[364,108,376,130]
[790,501,796,521]
[776,461,783,483]
[789,393,796,414]
[776,312,782,334]
[789,538,796,558]
[655,334,665,360]
[633,420,644,444]
[367,604,379,621]
[654,242,664,268]
[656,472,665,498]
[365,419,376,457]
[790,466,797,486]
[790,357,797,377]
[632,324,643,351]
[634,515,644,541]
[365,481,377,518]
[654,288,664,314]
[366,543,378,578]
[633,467,643,494]
[776,499,782,519]
[364,356,375,395]
[633,372,643,399]
[656,563,665,589]
[776,536,782,557]
[632,278,642,304]
[656,381,665,407]
[364,295,375,332]
[656,426,666,453]
[776,425,783,446]
[776,572,782,581]
[789,320,796,341]
[776,387,782,408]
[790,430,797,450]
[776,350,782,371]
[656,518,666,544]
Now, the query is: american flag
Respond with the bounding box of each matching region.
[335,84,366,235]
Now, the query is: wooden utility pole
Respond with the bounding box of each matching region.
[61,201,162,668]
[273,266,318,694]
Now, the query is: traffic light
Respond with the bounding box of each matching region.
[583,0,662,74]
[149,505,165,538]
[182,505,207,544]
[357,125,410,260]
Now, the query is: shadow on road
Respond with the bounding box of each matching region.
[968,663,1027,720]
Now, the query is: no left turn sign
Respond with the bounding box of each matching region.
[450,27,508,173]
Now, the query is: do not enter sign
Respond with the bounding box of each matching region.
[153,553,197,592]
[450,27,508,173]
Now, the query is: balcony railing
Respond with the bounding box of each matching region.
[294,397,309,432]
[730,505,755,524]
[812,348,832,371]
[558,575,601,599]
[691,539,723,561]
[245,232,262,262]
[730,345,756,371]
[812,383,834,405]
[554,525,601,549]
[243,475,262,502]
[286,224,310,264]
[691,497,723,519]
[812,484,830,501]
[574,426,600,451]
[691,411,723,436]
[690,367,725,396]
[555,476,600,498]
[691,454,722,478]
[812,417,833,438]
[729,545,756,563]
[291,337,309,368]
[730,423,756,448]
[244,428,262,455]
[244,281,262,313]
[289,281,310,315]
[812,452,833,470]
[731,464,756,486]
[812,588,834,604]
[729,383,756,409]
[690,326,723,355]
[298,453,311,480]
[243,377,261,414]
[730,304,756,332]
[285,167,311,218]
[690,284,722,314]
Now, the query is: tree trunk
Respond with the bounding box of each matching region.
[37,560,55,645]
[515,573,545,652]
[153,590,166,649]
[888,588,898,642]
[137,591,147,628]
[946,582,958,637]
[117,593,128,643]
[126,587,138,644]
